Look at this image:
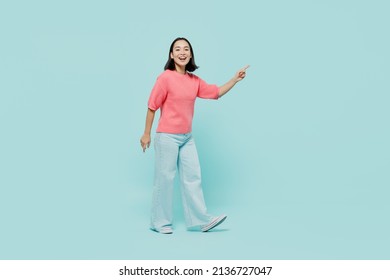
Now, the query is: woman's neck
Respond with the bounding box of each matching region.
[174,65,186,75]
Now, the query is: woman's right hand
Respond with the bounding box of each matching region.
[140,133,151,152]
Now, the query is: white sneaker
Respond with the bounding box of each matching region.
[201,215,227,232]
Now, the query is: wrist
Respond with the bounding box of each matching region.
[230,77,238,84]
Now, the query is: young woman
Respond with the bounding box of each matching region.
[140,37,249,234]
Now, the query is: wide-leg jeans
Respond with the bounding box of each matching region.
[151,133,212,231]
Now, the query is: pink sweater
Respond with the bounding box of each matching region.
[148,70,219,133]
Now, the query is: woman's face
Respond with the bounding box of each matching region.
[170,40,192,69]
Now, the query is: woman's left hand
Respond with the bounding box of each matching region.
[235,65,250,82]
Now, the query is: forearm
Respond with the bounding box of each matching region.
[218,78,237,98]
[143,108,156,135]
[218,65,249,98]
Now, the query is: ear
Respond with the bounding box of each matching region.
[170,52,173,59]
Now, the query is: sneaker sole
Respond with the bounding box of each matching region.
[151,228,173,234]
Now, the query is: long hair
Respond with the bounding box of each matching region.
[164,37,199,72]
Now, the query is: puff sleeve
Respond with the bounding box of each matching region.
[147,77,168,111]
[197,77,219,100]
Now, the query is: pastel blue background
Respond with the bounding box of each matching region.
[1,0,389,259]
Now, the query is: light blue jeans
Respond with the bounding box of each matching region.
[151,133,212,231]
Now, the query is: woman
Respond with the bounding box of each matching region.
[140,37,248,234]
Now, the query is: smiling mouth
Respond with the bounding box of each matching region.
[179,57,187,61]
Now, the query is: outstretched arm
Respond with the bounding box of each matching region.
[218,65,249,98]
[140,108,156,152]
